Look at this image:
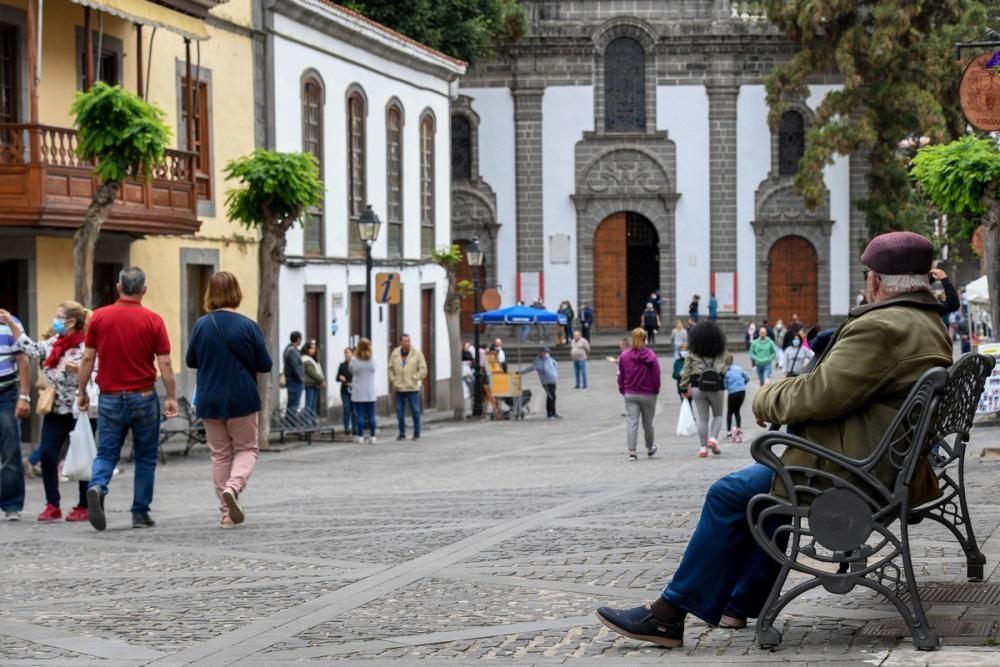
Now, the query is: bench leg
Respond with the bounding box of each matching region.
[754,564,807,650]
[913,466,985,581]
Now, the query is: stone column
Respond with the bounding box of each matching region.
[848,147,871,317]
[707,84,739,277]
[512,87,545,274]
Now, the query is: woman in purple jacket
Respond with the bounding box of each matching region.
[618,327,661,461]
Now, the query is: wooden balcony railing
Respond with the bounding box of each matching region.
[0,123,200,235]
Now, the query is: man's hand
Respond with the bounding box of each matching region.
[77,393,90,413]
[163,398,179,418]
[756,417,767,428]
[930,268,948,282]
[15,398,29,419]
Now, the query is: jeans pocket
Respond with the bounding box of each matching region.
[132,394,161,429]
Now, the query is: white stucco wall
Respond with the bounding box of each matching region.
[271,12,456,409]
[736,85,771,317]
[464,87,517,305]
[542,86,593,311]
[658,86,711,317]
[808,84,850,315]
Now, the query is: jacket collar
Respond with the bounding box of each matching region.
[848,289,941,318]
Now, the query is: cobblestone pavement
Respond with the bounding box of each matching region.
[3,352,1000,665]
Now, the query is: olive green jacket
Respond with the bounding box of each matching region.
[752,290,952,505]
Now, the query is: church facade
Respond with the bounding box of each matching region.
[451,0,868,332]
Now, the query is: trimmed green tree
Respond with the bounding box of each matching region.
[432,244,472,420]
[911,135,1000,335]
[224,150,324,446]
[342,0,526,64]
[764,0,988,238]
[71,82,171,306]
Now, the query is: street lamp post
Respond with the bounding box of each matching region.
[465,237,485,417]
[356,206,382,339]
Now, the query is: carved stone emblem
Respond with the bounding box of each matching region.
[583,149,666,195]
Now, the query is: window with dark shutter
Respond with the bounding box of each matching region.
[420,114,435,257]
[604,37,645,132]
[302,77,324,255]
[347,92,367,257]
[451,115,471,181]
[387,104,403,258]
[778,110,806,177]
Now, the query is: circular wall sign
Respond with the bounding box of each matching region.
[480,288,501,311]
[960,54,1000,131]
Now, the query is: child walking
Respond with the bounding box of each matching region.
[724,355,750,443]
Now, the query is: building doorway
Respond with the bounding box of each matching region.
[0,259,30,441]
[305,289,326,416]
[767,235,818,326]
[421,287,435,406]
[592,212,659,330]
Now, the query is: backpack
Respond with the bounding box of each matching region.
[698,357,722,392]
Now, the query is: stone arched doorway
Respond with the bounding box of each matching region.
[767,235,818,326]
[593,212,660,330]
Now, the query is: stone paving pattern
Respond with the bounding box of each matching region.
[2,353,1000,665]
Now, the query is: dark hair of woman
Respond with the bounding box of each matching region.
[688,321,727,358]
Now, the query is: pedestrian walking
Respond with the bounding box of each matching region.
[76,267,177,531]
[618,327,660,461]
[282,332,304,416]
[649,291,662,317]
[670,320,688,359]
[388,334,427,441]
[641,303,660,345]
[783,332,815,377]
[524,347,559,419]
[302,339,326,421]
[679,321,729,458]
[773,320,786,348]
[579,303,594,342]
[336,348,353,438]
[749,326,780,385]
[490,337,508,372]
[185,272,272,529]
[745,321,756,351]
[0,309,31,521]
[672,343,689,402]
[708,293,718,322]
[1,303,93,523]
[724,356,750,443]
[349,338,377,444]
[688,294,701,323]
[570,330,591,389]
[558,301,574,345]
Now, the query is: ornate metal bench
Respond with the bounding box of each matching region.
[746,353,994,651]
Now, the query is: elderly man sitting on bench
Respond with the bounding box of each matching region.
[596,231,953,648]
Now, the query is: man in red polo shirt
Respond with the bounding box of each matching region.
[77,267,178,531]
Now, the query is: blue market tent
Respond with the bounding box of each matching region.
[472,305,567,326]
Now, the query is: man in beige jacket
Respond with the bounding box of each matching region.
[388,334,428,441]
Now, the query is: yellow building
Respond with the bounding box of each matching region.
[0,0,258,413]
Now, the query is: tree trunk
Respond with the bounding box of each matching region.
[444,302,465,420]
[983,203,1000,343]
[256,222,286,449]
[74,181,120,307]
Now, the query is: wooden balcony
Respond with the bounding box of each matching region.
[0,124,200,235]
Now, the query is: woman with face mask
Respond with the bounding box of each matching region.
[0,302,93,522]
[783,331,815,377]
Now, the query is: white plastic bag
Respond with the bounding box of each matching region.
[676,400,697,437]
[64,414,96,482]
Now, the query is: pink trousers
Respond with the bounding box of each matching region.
[203,414,259,516]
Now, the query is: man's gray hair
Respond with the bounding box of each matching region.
[119,267,146,296]
[876,273,930,296]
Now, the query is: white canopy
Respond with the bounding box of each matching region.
[966,275,990,305]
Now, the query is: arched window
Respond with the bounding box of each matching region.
[451,114,472,181]
[420,113,436,256]
[604,37,646,132]
[347,89,367,256]
[386,103,403,258]
[302,75,324,255]
[778,110,805,176]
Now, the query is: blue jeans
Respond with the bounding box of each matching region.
[573,359,587,388]
[286,382,304,416]
[91,391,161,514]
[340,391,352,433]
[0,384,24,512]
[304,386,319,420]
[755,362,772,385]
[662,464,782,625]
[353,401,375,436]
[395,391,421,436]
